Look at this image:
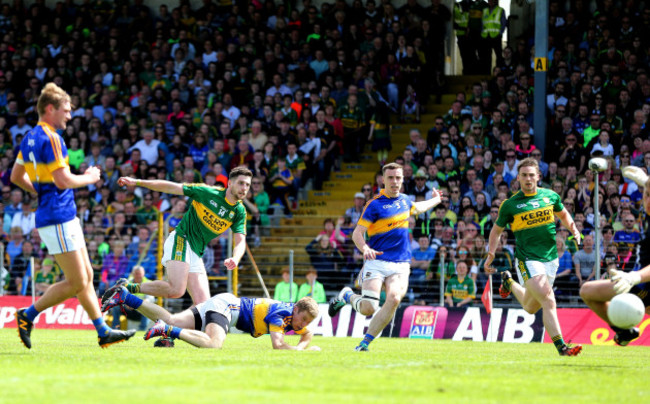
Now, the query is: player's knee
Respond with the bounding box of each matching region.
[167,282,187,298]
[357,290,380,315]
[384,292,402,308]
[68,275,90,294]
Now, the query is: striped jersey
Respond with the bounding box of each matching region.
[16,122,76,228]
[236,297,308,338]
[496,188,564,262]
[357,190,415,262]
[175,184,246,257]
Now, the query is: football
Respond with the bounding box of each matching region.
[607,293,645,329]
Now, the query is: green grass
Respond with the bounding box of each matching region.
[1,329,647,404]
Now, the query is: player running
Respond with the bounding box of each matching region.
[579,166,650,345]
[11,83,135,348]
[484,158,583,356]
[102,166,251,307]
[102,287,320,350]
[328,162,442,351]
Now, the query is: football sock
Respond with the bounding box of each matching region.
[168,326,182,339]
[126,283,140,294]
[551,335,566,352]
[124,293,143,309]
[92,317,111,337]
[343,290,354,304]
[24,305,40,322]
[503,277,514,290]
[360,333,375,347]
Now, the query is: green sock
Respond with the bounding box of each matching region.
[504,277,513,290]
[551,335,565,352]
[126,283,141,294]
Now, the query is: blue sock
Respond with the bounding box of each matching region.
[24,305,40,322]
[343,291,354,304]
[360,333,375,346]
[92,317,111,337]
[169,326,182,339]
[124,293,143,309]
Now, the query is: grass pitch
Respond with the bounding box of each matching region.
[0,329,647,404]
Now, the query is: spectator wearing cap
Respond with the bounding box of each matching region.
[344,192,366,226]
[410,169,430,199]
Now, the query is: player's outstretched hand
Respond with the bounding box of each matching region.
[483,252,496,274]
[85,166,101,183]
[224,258,238,271]
[307,345,321,351]
[362,245,383,261]
[430,187,442,205]
[609,267,641,295]
[118,176,137,187]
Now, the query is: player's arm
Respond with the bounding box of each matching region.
[10,161,37,195]
[609,264,650,295]
[51,165,100,190]
[412,188,443,215]
[224,232,247,271]
[555,208,581,244]
[484,224,505,273]
[117,177,184,195]
[269,330,318,350]
[352,223,382,260]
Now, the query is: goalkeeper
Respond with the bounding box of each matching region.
[579,166,650,346]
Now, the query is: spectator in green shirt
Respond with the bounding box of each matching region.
[297,268,326,303]
[273,267,298,303]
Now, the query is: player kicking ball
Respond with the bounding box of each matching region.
[484,158,582,356]
[579,166,650,345]
[102,287,320,350]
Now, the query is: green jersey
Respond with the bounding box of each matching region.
[496,188,564,262]
[445,276,476,303]
[175,184,247,257]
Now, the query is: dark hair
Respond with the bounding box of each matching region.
[229,166,253,181]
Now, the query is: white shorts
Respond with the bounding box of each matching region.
[38,217,85,255]
[196,293,240,332]
[515,258,560,287]
[358,259,410,284]
[162,231,206,274]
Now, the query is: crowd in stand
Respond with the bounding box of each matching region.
[0,1,649,309]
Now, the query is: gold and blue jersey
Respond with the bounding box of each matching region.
[357,190,415,262]
[236,297,308,338]
[16,122,76,228]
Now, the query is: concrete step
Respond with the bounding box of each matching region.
[309,189,373,200]
[331,171,377,181]
[322,180,368,190]
[280,216,341,227]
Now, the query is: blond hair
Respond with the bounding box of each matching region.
[37,83,71,117]
[295,296,319,318]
